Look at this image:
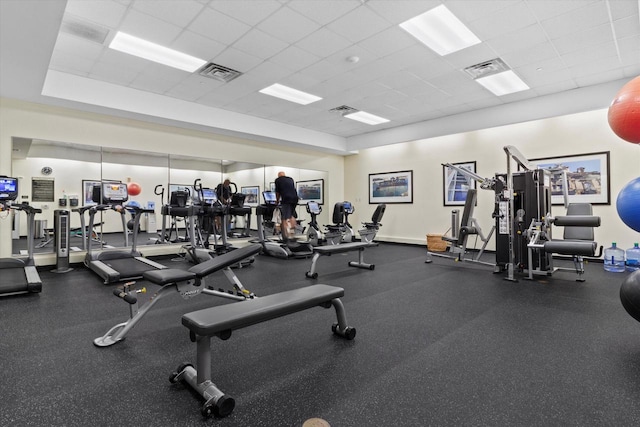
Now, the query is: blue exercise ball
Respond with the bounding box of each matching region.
[617,177,640,233]
[620,271,640,323]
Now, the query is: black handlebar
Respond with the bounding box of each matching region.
[113,289,137,305]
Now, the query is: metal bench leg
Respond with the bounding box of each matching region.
[171,335,235,418]
[348,248,374,270]
[305,252,321,278]
[330,298,356,340]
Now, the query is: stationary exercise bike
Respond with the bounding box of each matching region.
[305,201,324,246]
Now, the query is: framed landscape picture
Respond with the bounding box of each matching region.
[296,179,323,205]
[369,170,413,204]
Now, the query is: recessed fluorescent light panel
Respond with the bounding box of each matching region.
[344,111,390,125]
[475,70,530,96]
[259,84,322,105]
[400,5,481,56]
[109,32,206,72]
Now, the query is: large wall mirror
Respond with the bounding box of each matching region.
[8,137,328,261]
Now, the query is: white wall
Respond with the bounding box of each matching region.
[345,108,640,251]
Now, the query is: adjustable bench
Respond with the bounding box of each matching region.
[171,284,356,418]
[94,244,262,347]
[305,241,378,279]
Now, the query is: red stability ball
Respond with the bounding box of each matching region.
[127,182,142,196]
[608,75,640,144]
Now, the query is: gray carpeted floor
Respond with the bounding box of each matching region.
[2,243,639,426]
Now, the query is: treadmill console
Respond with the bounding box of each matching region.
[0,176,18,202]
[343,201,354,214]
[201,188,218,205]
[101,182,129,204]
[262,191,277,205]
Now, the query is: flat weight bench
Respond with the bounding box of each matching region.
[305,241,378,279]
[171,284,355,418]
[94,244,262,347]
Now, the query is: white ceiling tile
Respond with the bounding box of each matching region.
[366,0,440,24]
[349,57,406,84]
[552,23,613,55]
[515,58,573,85]
[170,30,226,62]
[234,29,289,60]
[574,68,625,87]
[245,61,292,84]
[120,9,183,45]
[485,23,549,53]
[286,0,360,25]
[569,54,625,79]
[525,0,599,20]
[132,0,206,27]
[376,71,428,91]
[64,0,128,28]
[279,73,323,91]
[48,52,93,76]
[607,0,638,21]
[428,71,473,90]
[98,48,150,73]
[406,59,458,81]
[299,60,348,83]
[208,0,283,26]
[52,33,105,64]
[560,42,618,68]
[466,1,538,40]
[257,6,321,44]
[326,4,393,43]
[356,27,417,59]
[129,66,191,94]
[540,1,610,40]
[212,47,264,73]
[446,0,520,24]
[268,46,321,73]
[384,45,440,70]
[295,28,353,58]
[500,42,559,68]
[613,15,640,39]
[165,74,222,101]
[189,6,251,45]
[619,35,640,65]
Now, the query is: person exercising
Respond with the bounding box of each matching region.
[274,171,299,241]
[215,179,232,205]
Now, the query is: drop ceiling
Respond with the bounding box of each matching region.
[1,0,639,155]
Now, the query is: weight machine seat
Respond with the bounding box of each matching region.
[143,244,262,286]
[182,284,345,337]
[544,240,598,257]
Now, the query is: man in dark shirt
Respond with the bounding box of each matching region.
[274,171,298,241]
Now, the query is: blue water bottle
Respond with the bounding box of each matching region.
[626,243,640,272]
[604,242,625,272]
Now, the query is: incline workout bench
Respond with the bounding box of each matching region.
[94,244,262,347]
[171,284,356,418]
[305,241,379,279]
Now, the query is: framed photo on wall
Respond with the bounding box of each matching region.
[296,179,324,205]
[241,186,260,207]
[369,170,413,204]
[82,180,101,205]
[443,161,477,206]
[529,151,610,205]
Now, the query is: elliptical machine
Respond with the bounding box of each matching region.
[254,191,313,259]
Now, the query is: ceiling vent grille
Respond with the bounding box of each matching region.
[463,58,510,79]
[198,63,242,83]
[60,16,110,44]
[329,105,359,115]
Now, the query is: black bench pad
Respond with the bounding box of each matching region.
[544,240,597,256]
[313,242,378,255]
[182,284,344,337]
[189,245,261,277]
[143,244,261,285]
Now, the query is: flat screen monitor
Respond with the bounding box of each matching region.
[0,176,18,201]
[307,201,320,214]
[201,188,217,204]
[262,191,276,205]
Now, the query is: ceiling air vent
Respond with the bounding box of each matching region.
[329,105,359,116]
[198,63,242,83]
[60,15,110,44]
[463,58,510,79]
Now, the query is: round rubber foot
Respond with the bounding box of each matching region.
[369,265,375,270]
[345,327,356,340]
[215,395,235,418]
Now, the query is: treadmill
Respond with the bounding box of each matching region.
[84,182,165,285]
[0,176,43,296]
